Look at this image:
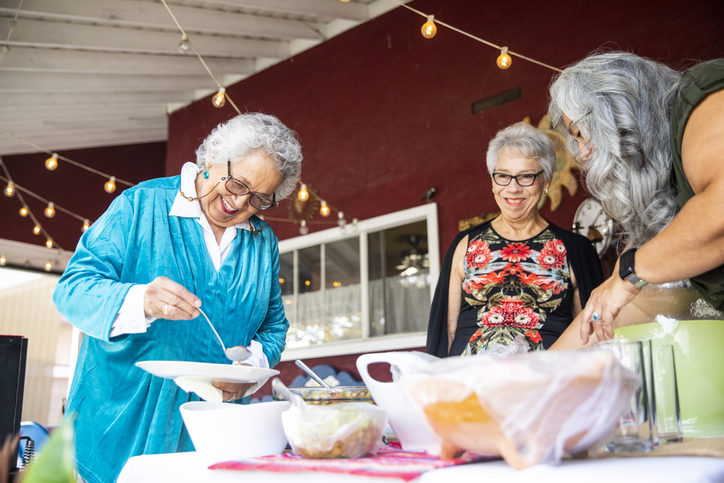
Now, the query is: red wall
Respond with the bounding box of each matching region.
[0,142,166,253]
[166,0,724,253]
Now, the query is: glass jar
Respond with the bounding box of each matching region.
[614,280,724,438]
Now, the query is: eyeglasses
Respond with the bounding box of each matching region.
[492,170,544,187]
[220,160,278,210]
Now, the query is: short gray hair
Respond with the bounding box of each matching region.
[486,122,557,183]
[548,52,683,248]
[195,113,302,200]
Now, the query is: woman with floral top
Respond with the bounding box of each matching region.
[426,122,604,357]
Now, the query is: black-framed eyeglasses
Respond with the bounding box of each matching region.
[220,160,278,210]
[492,170,544,187]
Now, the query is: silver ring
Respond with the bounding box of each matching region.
[592,312,600,322]
[163,304,169,316]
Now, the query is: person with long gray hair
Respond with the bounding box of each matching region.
[53,112,302,482]
[548,52,724,349]
[426,122,603,357]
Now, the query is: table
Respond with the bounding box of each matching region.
[118,451,724,483]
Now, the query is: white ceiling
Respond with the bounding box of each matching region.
[0,0,407,155]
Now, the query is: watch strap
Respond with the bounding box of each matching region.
[619,248,648,288]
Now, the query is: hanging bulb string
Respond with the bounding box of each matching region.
[0,172,89,225]
[385,0,562,73]
[263,216,338,226]
[0,127,135,187]
[159,0,242,115]
[295,180,348,222]
[0,0,25,67]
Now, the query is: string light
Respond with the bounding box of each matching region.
[44,202,55,218]
[178,33,191,54]
[212,88,226,108]
[279,278,284,284]
[340,0,351,2]
[421,15,437,39]
[44,261,52,272]
[104,176,117,193]
[299,219,309,235]
[497,46,511,69]
[319,201,330,217]
[82,219,91,232]
[46,238,53,249]
[0,255,5,266]
[45,153,59,171]
[338,212,346,227]
[33,224,41,235]
[4,181,15,197]
[19,206,28,217]
[297,183,309,201]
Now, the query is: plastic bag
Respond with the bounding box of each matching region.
[400,350,639,470]
[281,402,387,459]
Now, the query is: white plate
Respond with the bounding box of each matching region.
[135,360,278,384]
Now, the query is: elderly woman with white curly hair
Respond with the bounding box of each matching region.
[427,122,603,358]
[547,52,724,349]
[53,113,302,483]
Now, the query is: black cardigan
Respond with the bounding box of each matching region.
[425,220,605,357]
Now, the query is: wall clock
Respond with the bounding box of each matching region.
[572,198,614,257]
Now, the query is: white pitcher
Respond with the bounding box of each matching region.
[356,352,439,452]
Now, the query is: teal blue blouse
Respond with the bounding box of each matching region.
[53,174,288,483]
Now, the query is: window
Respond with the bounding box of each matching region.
[279,203,439,360]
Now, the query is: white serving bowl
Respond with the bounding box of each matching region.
[180,401,290,458]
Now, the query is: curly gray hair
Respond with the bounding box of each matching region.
[195,113,302,200]
[486,122,557,183]
[548,52,684,248]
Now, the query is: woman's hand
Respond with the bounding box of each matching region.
[143,276,201,320]
[213,381,256,402]
[578,263,641,344]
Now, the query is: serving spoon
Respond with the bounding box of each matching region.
[198,307,252,363]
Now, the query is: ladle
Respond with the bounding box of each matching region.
[198,307,252,363]
[271,378,306,409]
[295,359,331,388]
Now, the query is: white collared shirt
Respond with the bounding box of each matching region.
[110,163,268,369]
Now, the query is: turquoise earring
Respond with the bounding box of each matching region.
[203,171,209,179]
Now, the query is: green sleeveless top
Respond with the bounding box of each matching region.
[670,59,724,310]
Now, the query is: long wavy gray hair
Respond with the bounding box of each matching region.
[196,113,302,200]
[548,52,684,248]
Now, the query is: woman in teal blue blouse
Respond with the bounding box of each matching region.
[53,113,302,483]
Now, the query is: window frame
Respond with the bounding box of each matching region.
[278,203,439,361]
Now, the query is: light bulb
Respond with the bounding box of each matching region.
[19,206,28,217]
[340,0,350,2]
[45,261,52,271]
[82,219,90,232]
[497,46,512,69]
[0,255,6,266]
[4,181,15,197]
[212,88,226,108]
[319,201,330,217]
[297,183,309,201]
[46,238,53,248]
[105,176,117,193]
[300,219,309,235]
[45,202,55,218]
[33,224,41,235]
[337,211,346,227]
[45,153,59,170]
[421,15,437,39]
[279,278,284,284]
[178,34,191,54]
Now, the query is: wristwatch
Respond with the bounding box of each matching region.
[619,248,648,288]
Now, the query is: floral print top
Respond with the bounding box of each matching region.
[454,224,574,355]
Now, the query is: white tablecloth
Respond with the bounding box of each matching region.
[117,451,724,483]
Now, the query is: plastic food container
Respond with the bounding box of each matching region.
[180,401,290,458]
[281,402,387,459]
[273,386,374,405]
